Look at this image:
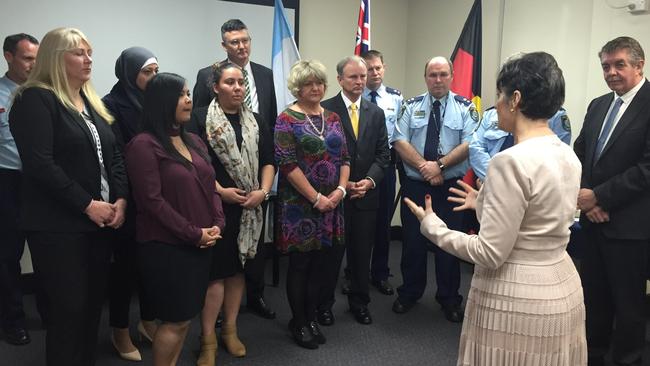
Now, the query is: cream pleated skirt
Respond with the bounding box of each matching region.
[457,252,587,366]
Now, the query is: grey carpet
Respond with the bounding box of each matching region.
[2,241,648,365]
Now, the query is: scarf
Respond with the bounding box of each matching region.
[205,99,261,265]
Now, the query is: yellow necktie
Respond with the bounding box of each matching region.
[350,103,359,138]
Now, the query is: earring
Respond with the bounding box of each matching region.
[510,108,515,112]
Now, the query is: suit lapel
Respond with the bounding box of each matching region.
[357,99,369,142]
[334,93,356,142]
[599,81,650,160]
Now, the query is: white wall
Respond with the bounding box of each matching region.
[3,0,650,271]
[0,0,294,96]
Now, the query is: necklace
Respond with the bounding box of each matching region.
[303,110,325,140]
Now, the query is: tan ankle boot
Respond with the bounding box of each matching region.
[221,324,246,357]
[196,333,217,366]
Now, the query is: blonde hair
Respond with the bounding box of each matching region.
[287,60,328,98]
[19,27,113,123]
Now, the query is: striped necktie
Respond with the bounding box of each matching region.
[350,103,359,138]
[242,68,253,110]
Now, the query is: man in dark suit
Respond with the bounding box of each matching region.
[574,36,650,366]
[193,19,277,130]
[193,19,278,320]
[318,56,389,325]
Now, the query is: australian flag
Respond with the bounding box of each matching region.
[354,0,370,55]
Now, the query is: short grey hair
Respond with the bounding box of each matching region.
[336,56,366,77]
[287,60,328,98]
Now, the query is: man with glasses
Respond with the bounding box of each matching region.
[193,19,278,320]
[390,56,478,322]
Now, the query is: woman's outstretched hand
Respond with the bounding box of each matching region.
[448,180,478,212]
[403,194,433,222]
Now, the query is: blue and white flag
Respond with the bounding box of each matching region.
[272,0,301,111]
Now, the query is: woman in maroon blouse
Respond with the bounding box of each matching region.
[125,72,225,366]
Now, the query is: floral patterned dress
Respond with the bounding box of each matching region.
[274,108,350,253]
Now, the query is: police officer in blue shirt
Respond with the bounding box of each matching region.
[469,107,571,181]
[391,56,479,321]
[0,33,39,346]
[361,50,403,296]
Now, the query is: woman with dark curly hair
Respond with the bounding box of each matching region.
[405,52,587,365]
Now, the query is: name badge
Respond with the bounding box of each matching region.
[413,110,425,118]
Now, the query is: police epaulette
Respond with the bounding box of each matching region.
[485,106,495,111]
[406,95,424,104]
[454,95,471,106]
[386,87,401,96]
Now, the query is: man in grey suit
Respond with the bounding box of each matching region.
[193,19,278,320]
[574,36,650,366]
[318,56,389,325]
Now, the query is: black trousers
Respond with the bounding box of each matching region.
[108,226,154,328]
[286,249,332,327]
[371,164,396,282]
[581,227,647,365]
[28,230,111,366]
[323,203,377,311]
[245,203,270,302]
[397,178,462,306]
[0,169,25,331]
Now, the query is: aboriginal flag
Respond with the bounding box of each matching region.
[354,0,370,55]
[450,0,482,113]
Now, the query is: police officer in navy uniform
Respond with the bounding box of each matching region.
[469,107,572,181]
[391,56,479,322]
[361,50,402,296]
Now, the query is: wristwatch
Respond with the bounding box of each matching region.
[261,188,270,201]
[436,159,446,171]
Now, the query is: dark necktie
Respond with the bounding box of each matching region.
[423,100,441,161]
[369,90,378,104]
[593,97,623,162]
[500,134,515,151]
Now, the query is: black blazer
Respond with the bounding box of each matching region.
[321,93,389,210]
[192,61,277,131]
[9,87,128,232]
[573,79,650,240]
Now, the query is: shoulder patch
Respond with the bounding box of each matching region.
[561,114,571,132]
[469,105,479,122]
[386,87,401,96]
[405,95,424,105]
[454,94,471,106]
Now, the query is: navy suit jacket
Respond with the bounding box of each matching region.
[574,79,650,239]
[192,61,277,131]
[321,93,389,210]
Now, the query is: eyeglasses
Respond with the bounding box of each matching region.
[226,37,251,47]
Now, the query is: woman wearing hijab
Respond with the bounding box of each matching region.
[102,47,159,361]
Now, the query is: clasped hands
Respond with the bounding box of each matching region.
[418,161,443,186]
[84,198,126,229]
[313,187,345,213]
[404,180,478,222]
[577,188,609,223]
[198,226,222,248]
[347,179,373,199]
[219,187,266,209]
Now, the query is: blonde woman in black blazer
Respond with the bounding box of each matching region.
[9,28,128,366]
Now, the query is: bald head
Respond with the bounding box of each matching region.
[424,56,453,99]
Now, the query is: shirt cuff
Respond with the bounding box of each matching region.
[365,176,376,189]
